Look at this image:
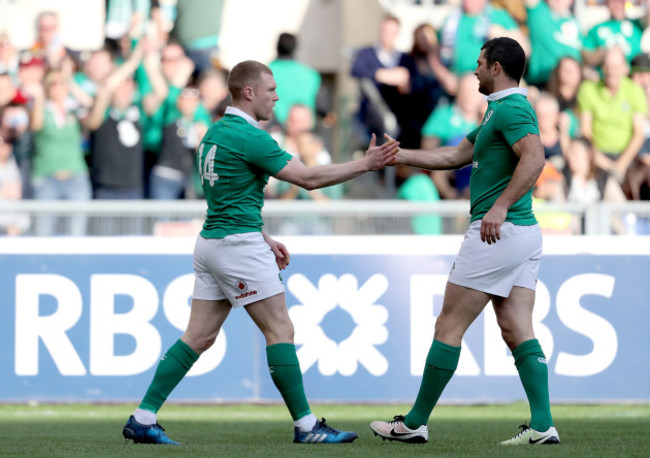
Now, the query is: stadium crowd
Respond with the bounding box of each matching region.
[1,0,650,236]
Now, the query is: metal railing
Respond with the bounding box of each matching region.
[1,200,650,236]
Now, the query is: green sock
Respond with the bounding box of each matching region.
[404,340,461,430]
[266,343,311,421]
[139,339,199,413]
[513,339,554,431]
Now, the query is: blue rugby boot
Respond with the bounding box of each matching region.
[294,418,358,443]
[122,415,179,445]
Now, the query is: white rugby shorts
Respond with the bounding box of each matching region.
[192,232,285,307]
[448,220,542,297]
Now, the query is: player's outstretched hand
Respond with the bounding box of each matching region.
[364,134,399,171]
[383,134,402,166]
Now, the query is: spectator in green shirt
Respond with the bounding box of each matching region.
[269,33,321,126]
[525,0,583,87]
[136,41,194,197]
[439,0,528,76]
[26,70,91,236]
[583,0,646,70]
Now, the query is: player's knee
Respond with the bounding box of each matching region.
[278,318,295,341]
[264,324,294,345]
[433,316,460,344]
[198,336,217,353]
[496,316,521,349]
[183,330,220,354]
[275,328,295,344]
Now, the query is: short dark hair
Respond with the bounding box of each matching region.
[227,60,273,101]
[277,33,297,58]
[481,37,526,83]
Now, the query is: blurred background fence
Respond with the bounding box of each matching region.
[2,200,650,236]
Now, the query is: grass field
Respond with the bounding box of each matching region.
[1,403,649,457]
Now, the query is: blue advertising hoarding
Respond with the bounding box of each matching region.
[1,236,648,403]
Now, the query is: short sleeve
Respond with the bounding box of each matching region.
[496,102,540,147]
[466,125,480,144]
[245,133,293,175]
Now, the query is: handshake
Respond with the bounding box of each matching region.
[364,133,401,171]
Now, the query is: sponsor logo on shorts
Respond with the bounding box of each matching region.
[234,290,258,300]
[278,273,283,284]
[235,279,248,292]
[234,279,257,300]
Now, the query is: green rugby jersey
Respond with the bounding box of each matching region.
[197,108,293,238]
[465,89,539,225]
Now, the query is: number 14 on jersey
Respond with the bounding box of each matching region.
[197,143,220,187]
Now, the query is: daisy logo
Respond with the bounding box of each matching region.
[287,273,389,376]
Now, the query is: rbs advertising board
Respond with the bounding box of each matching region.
[0,236,648,402]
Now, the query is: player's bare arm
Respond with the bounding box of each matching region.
[274,133,398,190]
[391,136,474,170]
[480,133,545,244]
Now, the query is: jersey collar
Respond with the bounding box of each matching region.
[487,87,528,101]
[225,106,261,129]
